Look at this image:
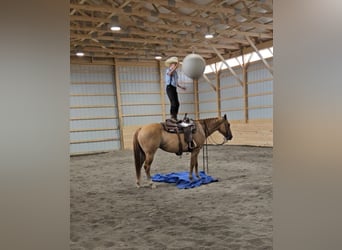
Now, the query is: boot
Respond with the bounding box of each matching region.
[170,114,178,122]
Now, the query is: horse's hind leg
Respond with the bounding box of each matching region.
[144,152,157,188]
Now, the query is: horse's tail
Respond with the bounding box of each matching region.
[133,127,145,186]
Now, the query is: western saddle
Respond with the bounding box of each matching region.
[161,113,196,156]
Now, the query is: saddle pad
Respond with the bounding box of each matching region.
[152,171,218,189]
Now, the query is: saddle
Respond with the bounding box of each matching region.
[161,114,196,156]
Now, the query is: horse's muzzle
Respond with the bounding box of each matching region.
[226,135,233,140]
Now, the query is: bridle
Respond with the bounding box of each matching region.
[202,118,230,143]
[201,118,230,173]
[222,119,230,143]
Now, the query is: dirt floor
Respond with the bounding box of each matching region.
[70,145,272,250]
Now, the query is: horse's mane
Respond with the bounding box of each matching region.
[196,117,222,137]
[197,117,219,122]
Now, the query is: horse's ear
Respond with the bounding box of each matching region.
[223,114,227,120]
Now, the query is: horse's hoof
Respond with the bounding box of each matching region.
[150,182,157,189]
[136,184,140,188]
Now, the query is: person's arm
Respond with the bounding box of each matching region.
[177,82,186,90]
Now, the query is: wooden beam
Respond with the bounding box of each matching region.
[142,0,272,18]
[206,40,273,65]
[202,74,217,92]
[70,33,171,45]
[245,35,273,75]
[70,127,118,133]
[70,15,196,32]
[194,79,199,120]
[70,3,222,25]
[219,29,273,39]
[158,60,166,121]
[210,45,244,86]
[70,116,117,121]
[70,138,119,144]
[76,44,220,57]
[216,70,221,117]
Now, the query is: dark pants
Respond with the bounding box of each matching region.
[166,85,179,119]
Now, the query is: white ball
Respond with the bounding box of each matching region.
[182,53,206,79]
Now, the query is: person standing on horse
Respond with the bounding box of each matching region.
[165,56,186,122]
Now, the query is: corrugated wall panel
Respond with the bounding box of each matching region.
[198,73,217,119]
[122,105,162,116]
[118,64,162,126]
[70,96,116,106]
[121,94,161,104]
[70,64,120,154]
[247,59,273,120]
[70,107,116,117]
[220,67,244,120]
[70,84,114,94]
[70,119,119,130]
[70,141,120,154]
[123,116,163,126]
[70,130,120,141]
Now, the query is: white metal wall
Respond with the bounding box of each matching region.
[219,66,245,120]
[118,63,162,126]
[217,58,273,121]
[247,59,273,119]
[198,73,219,119]
[70,64,120,154]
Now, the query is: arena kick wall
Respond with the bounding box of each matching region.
[70,58,273,155]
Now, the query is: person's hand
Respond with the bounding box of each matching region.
[170,63,178,71]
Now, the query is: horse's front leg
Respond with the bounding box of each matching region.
[189,149,200,181]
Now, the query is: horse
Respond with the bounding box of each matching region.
[133,114,233,188]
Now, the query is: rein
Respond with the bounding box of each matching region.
[202,120,209,173]
[201,118,228,173]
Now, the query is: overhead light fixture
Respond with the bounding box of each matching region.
[110,26,121,31]
[155,56,162,60]
[110,16,121,31]
[75,49,84,57]
[205,26,214,39]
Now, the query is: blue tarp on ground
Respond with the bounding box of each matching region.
[152,170,218,189]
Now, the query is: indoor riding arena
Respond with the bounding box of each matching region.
[70,1,273,249]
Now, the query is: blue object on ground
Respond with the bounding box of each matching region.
[152,170,218,189]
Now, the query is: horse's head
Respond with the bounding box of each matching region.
[218,114,233,141]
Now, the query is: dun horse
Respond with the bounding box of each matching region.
[133,114,233,188]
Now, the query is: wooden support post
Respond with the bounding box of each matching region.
[194,79,199,120]
[243,64,249,123]
[216,70,221,117]
[245,35,273,75]
[158,60,166,121]
[113,58,124,149]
